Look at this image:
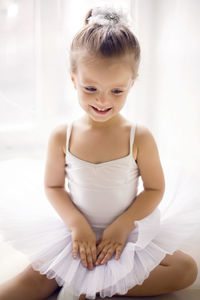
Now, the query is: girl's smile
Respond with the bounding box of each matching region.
[90,105,112,114]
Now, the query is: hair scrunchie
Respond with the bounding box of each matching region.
[87,6,130,27]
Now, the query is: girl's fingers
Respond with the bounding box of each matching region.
[79,244,87,267]
[100,248,115,264]
[95,244,111,265]
[115,245,123,260]
[85,247,94,270]
[78,243,97,269]
[75,241,122,268]
[96,243,123,265]
[96,241,106,256]
[91,245,97,264]
[72,240,78,259]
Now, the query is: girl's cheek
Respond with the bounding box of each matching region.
[80,90,90,98]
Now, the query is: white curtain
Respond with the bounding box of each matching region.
[129,0,200,172]
[0,0,199,171]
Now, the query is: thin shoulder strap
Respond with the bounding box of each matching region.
[129,123,137,155]
[66,121,73,153]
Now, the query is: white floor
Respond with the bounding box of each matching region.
[47,288,200,300]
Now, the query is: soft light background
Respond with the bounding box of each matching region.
[0,0,200,288]
[1,0,200,171]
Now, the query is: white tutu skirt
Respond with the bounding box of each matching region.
[0,158,200,299]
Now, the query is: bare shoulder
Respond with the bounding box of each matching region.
[48,123,68,154]
[44,123,68,188]
[134,124,165,192]
[134,124,157,154]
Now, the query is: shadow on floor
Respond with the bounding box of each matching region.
[46,288,200,300]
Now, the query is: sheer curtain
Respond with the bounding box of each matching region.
[1,0,199,171]
[0,0,199,171]
[129,0,200,171]
[0,0,131,161]
[129,0,200,172]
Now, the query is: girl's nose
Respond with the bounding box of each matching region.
[96,92,109,105]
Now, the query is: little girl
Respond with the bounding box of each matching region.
[0,6,199,300]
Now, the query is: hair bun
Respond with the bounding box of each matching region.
[85,6,130,27]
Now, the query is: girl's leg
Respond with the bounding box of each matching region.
[0,264,59,300]
[117,250,198,297]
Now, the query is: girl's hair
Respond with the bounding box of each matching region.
[70,7,141,79]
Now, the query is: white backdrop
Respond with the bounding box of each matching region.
[0,0,199,173]
[0,0,200,171]
[129,0,200,172]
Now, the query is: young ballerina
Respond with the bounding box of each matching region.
[0,6,199,300]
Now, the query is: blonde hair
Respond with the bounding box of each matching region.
[70,8,141,79]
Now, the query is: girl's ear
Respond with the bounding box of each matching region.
[70,72,77,89]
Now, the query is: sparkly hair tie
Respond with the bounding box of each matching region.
[87,6,130,27]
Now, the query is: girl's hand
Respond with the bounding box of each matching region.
[71,222,97,270]
[95,218,130,266]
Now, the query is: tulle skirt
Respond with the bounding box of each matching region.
[0,158,200,299]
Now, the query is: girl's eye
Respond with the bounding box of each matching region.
[85,87,96,92]
[112,89,123,94]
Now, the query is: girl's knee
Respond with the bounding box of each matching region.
[182,255,198,286]
[21,264,59,295]
[173,253,198,289]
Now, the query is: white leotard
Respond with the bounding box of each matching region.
[65,121,140,229]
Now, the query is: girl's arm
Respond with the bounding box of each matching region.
[95,126,165,265]
[117,125,165,233]
[44,124,88,229]
[44,125,97,270]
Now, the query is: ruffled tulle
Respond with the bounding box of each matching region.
[0,158,200,299]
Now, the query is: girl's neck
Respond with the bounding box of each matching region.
[80,113,127,130]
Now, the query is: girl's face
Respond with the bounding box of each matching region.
[71,55,135,125]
